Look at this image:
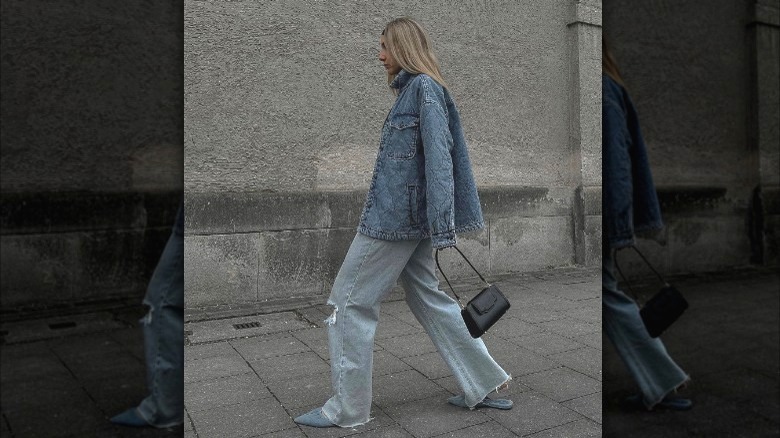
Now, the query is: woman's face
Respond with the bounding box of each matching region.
[379,36,401,75]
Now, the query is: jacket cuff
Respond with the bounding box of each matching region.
[431,231,456,249]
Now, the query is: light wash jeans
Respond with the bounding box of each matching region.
[602,244,689,409]
[321,233,510,427]
[136,228,184,427]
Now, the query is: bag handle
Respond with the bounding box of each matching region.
[435,246,491,309]
[613,245,671,305]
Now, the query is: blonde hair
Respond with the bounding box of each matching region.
[382,17,447,91]
[602,34,626,87]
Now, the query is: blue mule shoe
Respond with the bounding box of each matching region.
[448,394,513,410]
[110,408,150,427]
[657,395,693,411]
[625,394,693,411]
[294,408,337,428]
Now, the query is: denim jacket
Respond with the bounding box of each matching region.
[357,70,485,249]
[603,74,664,249]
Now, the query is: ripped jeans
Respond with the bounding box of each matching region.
[321,233,510,427]
[602,244,689,409]
[136,228,184,427]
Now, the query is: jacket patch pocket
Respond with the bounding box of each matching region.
[408,184,419,225]
[386,113,419,159]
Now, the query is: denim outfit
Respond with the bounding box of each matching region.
[602,75,688,409]
[136,201,184,426]
[358,70,485,249]
[321,72,509,427]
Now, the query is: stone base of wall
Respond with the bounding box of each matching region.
[762,186,780,266]
[0,191,181,312]
[184,187,601,308]
[616,186,779,281]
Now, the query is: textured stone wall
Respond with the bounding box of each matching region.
[1,1,183,193]
[0,1,183,310]
[604,0,779,275]
[751,0,780,265]
[185,0,584,192]
[184,1,603,308]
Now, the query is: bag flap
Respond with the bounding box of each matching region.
[471,286,498,314]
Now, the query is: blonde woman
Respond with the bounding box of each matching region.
[294,17,512,428]
[602,35,691,411]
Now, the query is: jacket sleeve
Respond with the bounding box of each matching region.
[602,84,634,247]
[419,95,457,249]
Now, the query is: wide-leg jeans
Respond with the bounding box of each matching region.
[136,228,184,427]
[602,244,689,409]
[321,233,510,427]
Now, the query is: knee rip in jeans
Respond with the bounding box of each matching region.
[139,303,154,325]
[324,302,338,326]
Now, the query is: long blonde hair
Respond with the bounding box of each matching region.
[382,17,447,91]
[602,34,625,87]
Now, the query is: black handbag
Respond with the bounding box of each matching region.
[614,246,688,338]
[435,246,510,338]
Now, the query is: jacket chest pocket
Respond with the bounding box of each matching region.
[385,113,419,159]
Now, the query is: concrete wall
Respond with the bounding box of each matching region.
[185,1,603,309]
[752,0,780,265]
[604,0,780,276]
[0,1,183,310]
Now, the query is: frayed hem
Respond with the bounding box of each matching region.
[495,375,512,393]
[644,374,692,410]
[322,411,373,429]
[330,412,374,429]
[674,376,692,392]
[465,374,513,409]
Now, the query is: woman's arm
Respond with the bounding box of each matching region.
[419,93,457,249]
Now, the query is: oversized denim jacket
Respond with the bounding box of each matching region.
[357,70,485,249]
[603,74,664,249]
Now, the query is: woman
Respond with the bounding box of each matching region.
[602,35,692,411]
[294,17,512,428]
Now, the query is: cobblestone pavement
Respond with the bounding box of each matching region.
[1,304,183,437]
[603,268,779,438]
[1,267,600,438]
[4,267,774,437]
[183,267,602,438]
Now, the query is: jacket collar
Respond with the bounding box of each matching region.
[390,70,415,91]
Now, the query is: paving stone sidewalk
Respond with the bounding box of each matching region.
[0,304,184,437]
[4,265,774,438]
[603,268,780,438]
[183,267,603,438]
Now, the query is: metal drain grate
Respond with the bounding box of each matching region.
[233,321,262,330]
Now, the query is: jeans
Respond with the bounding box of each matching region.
[321,233,510,427]
[602,244,689,409]
[136,229,184,427]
